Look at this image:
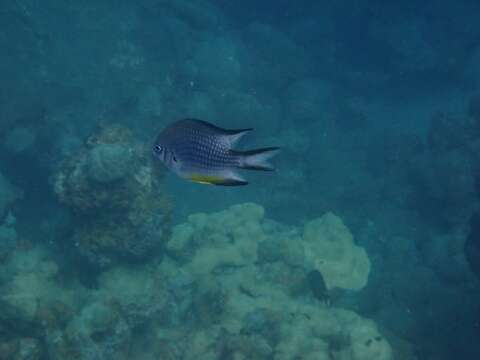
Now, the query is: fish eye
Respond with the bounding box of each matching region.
[154,145,163,153]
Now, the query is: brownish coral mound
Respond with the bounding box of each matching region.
[53,122,172,269]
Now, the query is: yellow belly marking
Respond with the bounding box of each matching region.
[188,174,224,185]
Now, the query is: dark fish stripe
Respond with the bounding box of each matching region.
[229,147,281,156]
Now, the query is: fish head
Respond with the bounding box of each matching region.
[152,143,181,172]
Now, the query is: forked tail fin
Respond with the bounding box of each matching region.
[233,147,280,171]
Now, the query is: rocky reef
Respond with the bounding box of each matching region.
[161,203,384,359]
[52,122,172,270]
[303,213,370,291]
[0,201,402,360]
[403,95,480,285]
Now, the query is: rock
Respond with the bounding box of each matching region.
[241,308,275,337]
[167,203,264,275]
[257,229,305,267]
[409,148,476,227]
[0,338,43,360]
[303,212,371,290]
[75,301,118,338]
[87,143,134,183]
[53,123,172,270]
[346,316,393,360]
[97,265,169,327]
[16,338,43,360]
[0,340,18,359]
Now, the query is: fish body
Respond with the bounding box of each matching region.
[153,118,279,186]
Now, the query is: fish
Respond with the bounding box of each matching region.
[153,118,279,186]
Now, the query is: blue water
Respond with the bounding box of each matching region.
[1,1,480,359]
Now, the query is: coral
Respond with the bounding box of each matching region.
[0,246,82,360]
[53,123,172,269]
[0,247,79,327]
[86,143,135,183]
[47,314,132,360]
[409,148,476,227]
[336,310,394,360]
[303,213,371,290]
[166,203,264,271]
[42,264,171,360]
[0,338,42,360]
[97,265,169,327]
[406,100,480,232]
[0,202,396,360]
[160,203,390,359]
[45,257,203,360]
[257,225,305,268]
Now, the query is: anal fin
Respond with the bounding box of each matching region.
[188,171,248,186]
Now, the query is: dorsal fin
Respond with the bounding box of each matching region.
[224,128,252,147]
[182,118,252,146]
